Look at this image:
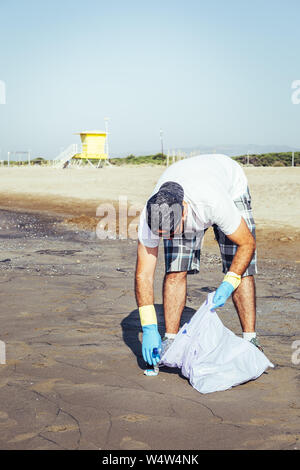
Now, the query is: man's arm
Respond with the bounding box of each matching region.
[211,217,256,310]
[135,241,161,366]
[226,217,256,276]
[135,241,158,306]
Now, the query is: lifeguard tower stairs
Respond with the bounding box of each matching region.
[53,130,111,168]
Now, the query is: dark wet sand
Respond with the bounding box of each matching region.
[0,208,299,450]
[0,191,299,262]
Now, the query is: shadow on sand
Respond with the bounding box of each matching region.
[120,304,196,375]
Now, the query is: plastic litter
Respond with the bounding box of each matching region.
[143,348,160,376]
[159,292,274,394]
[144,369,159,376]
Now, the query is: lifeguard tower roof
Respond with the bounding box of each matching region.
[74,130,106,135]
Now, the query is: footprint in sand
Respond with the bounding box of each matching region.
[120,414,150,423]
[30,378,61,393]
[8,432,37,443]
[120,436,151,450]
[45,424,78,433]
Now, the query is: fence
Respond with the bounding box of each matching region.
[166,150,199,166]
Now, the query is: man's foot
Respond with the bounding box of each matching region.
[160,337,175,357]
[250,337,264,352]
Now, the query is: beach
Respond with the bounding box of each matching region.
[0,165,299,261]
[0,166,299,227]
[0,165,299,450]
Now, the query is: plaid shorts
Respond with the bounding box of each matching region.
[163,188,257,277]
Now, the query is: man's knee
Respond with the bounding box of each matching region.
[164,271,187,283]
[240,274,255,282]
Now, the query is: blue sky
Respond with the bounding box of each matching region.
[1,0,300,159]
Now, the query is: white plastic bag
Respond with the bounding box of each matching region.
[160,292,274,394]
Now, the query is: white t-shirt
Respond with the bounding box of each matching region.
[138,154,249,248]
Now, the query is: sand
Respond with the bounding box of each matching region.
[0,165,299,261]
[0,164,299,450]
[0,166,299,228]
[0,208,299,450]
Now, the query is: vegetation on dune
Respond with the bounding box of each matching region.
[3,157,49,166]
[2,152,299,167]
[110,152,300,167]
[233,152,300,167]
[110,153,166,166]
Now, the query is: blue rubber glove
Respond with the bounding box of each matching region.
[211,281,234,310]
[142,324,162,366]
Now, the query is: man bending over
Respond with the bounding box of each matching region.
[135,154,262,367]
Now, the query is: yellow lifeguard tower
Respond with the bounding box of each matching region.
[73,130,110,167]
[53,125,111,168]
[76,130,107,160]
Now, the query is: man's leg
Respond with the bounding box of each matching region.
[232,274,256,332]
[213,188,258,335]
[163,271,187,334]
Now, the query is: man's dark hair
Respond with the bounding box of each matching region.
[146,181,184,237]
